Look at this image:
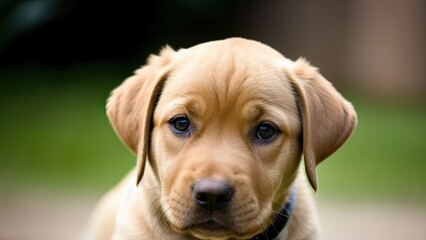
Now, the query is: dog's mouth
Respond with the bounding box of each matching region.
[192,220,230,232]
[165,187,266,239]
[186,219,237,239]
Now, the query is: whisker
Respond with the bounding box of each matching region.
[140,186,167,193]
[146,192,171,239]
[252,212,271,240]
[255,206,292,239]
[146,196,163,237]
[272,199,286,209]
[158,203,172,240]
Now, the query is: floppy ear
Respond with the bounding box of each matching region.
[286,58,357,191]
[106,46,175,185]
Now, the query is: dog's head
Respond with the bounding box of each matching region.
[107,38,357,239]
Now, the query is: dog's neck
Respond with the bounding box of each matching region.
[250,189,296,240]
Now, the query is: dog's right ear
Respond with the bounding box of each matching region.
[106,46,175,185]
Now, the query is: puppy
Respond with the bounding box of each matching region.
[85,38,357,240]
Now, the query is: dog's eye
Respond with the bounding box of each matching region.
[255,122,277,140]
[170,116,191,133]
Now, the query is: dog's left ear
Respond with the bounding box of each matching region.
[285,58,357,191]
[106,46,175,185]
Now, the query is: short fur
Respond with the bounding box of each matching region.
[85,38,357,240]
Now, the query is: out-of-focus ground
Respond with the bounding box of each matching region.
[0,191,425,240]
[318,201,426,240]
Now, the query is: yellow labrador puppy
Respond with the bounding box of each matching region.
[86,38,357,240]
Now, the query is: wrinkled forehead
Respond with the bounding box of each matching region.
[155,43,299,127]
[170,44,294,100]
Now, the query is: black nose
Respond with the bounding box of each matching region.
[193,180,234,211]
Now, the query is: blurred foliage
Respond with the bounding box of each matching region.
[1,66,425,200]
[316,96,426,201]
[0,65,133,194]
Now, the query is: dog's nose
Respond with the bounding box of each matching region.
[193,180,234,211]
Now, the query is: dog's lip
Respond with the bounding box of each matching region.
[190,220,231,232]
[187,220,254,239]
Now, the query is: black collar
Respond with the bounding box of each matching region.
[250,190,296,240]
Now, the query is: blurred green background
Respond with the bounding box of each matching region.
[1,0,425,204]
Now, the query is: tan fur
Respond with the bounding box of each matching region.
[85,38,357,240]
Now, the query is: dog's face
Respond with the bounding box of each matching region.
[107,38,357,239]
[151,42,302,238]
